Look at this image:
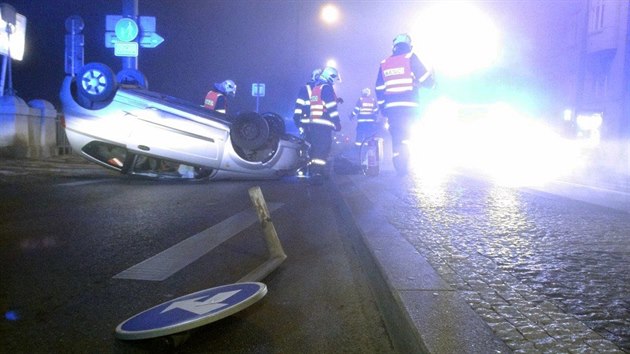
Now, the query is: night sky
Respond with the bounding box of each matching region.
[11,0,572,123]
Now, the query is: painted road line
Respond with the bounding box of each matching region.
[113,202,283,281]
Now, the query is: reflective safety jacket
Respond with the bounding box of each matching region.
[375,51,432,111]
[299,83,340,130]
[351,96,378,123]
[293,83,314,127]
[204,90,227,114]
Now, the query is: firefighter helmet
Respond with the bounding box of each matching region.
[319,66,340,85]
[215,80,237,97]
[393,33,412,46]
[311,68,322,81]
[362,88,371,96]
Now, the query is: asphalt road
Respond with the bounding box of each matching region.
[3,155,629,353]
[0,161,394,353]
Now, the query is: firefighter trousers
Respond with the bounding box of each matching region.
[303,124,334,175]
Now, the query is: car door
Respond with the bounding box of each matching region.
[126,106,229,168]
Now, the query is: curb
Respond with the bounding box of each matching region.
[333,174,511,354]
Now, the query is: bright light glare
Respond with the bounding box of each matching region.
[576,113,602,131]
[408,99,583,187]
[0,13,27,60]
[320,4,340,25]
[408,98,462,181]
[326,59,337,69]
[411,3,500,77]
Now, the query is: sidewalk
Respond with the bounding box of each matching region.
[334,168,628,353]
[335,172,510,353]
[0,154,113,178]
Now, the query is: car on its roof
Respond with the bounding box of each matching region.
[59,62,309,180]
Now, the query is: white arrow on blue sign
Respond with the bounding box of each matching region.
[140,32,164,48]
[115,282,267,340]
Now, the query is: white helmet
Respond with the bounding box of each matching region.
[215,79,237,97]
[311,68,322,81]
[362,88,371,96]
[393,33,412,46]
[319,66,340,84]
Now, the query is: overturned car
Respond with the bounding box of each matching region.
[60,63,308,180]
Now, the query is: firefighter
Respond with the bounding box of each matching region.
[293,68,322,130]
[204,79,237,114]
[298,66,342,179]
[375,33,434,175]
[350,88,379,154]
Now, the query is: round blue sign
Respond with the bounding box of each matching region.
[115,282,267,340]
[115,18,139,42]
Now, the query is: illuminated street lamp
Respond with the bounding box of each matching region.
[320,3,340,25]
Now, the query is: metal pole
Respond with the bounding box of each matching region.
[0,55,6,97]
[121,0,139,70]
[5,31,12,95]
[238,186,287,282]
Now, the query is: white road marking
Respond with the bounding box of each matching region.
[113,202,283,281]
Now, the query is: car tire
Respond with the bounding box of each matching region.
[262,112,286,137]
[76,62,118,104]
[231,112,270,151]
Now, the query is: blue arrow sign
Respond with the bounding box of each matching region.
[115,282,267,340]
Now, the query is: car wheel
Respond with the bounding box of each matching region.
[76,62,118,103]
[262,112,286,137]
[231,112,270,151]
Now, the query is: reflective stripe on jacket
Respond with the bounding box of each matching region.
[353,96,378,123]
[300,84,338,128]
[293,84,312,118]
[380,53,414,95]
[375,51,431,111]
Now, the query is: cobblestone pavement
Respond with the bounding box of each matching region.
[362,172,629,353]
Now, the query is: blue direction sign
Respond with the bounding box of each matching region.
[115,282,267,340]
[105,15,164,50]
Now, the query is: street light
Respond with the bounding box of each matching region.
[320,3,340,25]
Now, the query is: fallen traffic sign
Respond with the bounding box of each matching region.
[115,282,267,340]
